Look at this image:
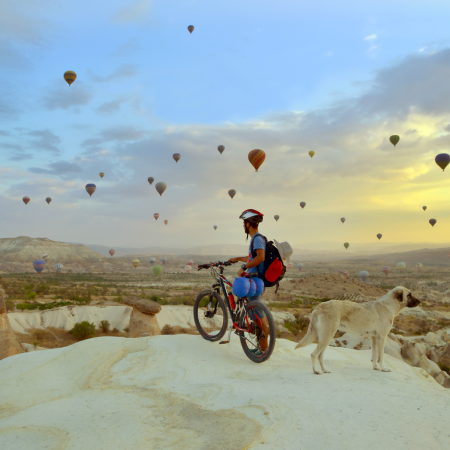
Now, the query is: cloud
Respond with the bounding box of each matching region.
[0,97,20,119]
[81,126,149,148]
[96,99,125,115]
[112,39,141,57]
[111,0,153,24]
[28,130,61,154]
[42,84,93,111]
[364,34,377,41]
[28,161,83,175]
[88,64,138,83]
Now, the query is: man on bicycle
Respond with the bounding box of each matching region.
[228,209,270,354]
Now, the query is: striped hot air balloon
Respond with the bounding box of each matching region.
[382,266,391,276]
[173,153,181,163]
[132,259,140,269]
[154,213,159,220]
[54,263,63,274]
[338,270,349,277]
[99,172,104,178]
[33,260,46,274]
[248,149,266,172]
[164,220,168,225]
[396,262,406,269]
[23,196,30,205]
[85,183,96,197]
[228,189,236,199]
[185,265,192,273]
[64,71,77,86]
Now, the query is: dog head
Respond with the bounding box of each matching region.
[393,287,421,309]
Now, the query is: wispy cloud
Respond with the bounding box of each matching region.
[111,0,153,24]
[28,161,83,175]
[364,34,377,41]
[88,64,138,83]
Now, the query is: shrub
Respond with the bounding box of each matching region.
[5,300,15,312]
[70,321,95,340]
[27,292,37,300]
[161,324,175,335]
[99,320,110,333]
[124,327,129,333]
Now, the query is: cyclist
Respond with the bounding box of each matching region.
[228,209,269,354]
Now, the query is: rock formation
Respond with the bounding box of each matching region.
[122,297,161,338]
[0,289,24,360]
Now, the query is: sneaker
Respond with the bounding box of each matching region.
[249,348,264,356]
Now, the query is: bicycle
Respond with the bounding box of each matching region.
[193,260,276,363]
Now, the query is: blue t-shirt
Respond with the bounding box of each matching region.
[247,233,266,275]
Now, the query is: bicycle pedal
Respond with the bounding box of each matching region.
[219,341,229,344]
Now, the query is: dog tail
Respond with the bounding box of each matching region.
[295,311,318,350]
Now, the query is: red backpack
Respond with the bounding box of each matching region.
[250,234,286,292]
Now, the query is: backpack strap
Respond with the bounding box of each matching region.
[250,233,266,277]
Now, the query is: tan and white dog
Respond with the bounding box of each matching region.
[295,287,420,374]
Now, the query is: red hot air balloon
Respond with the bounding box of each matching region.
[164,220,168,225]
[188,25,194,33]
[154,213,159,220]
[173,153,181,163]
[23,196,30,205]
[85,183,96,197]
[248,149,266,172]
[382,266,391,276]
[109,249,115,257]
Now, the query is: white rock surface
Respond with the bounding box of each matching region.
[1,336,449,450]
[21,343,47,352]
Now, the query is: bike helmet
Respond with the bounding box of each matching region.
[240,209,264,227]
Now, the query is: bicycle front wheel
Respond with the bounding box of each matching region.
[238,300,276,363]
[193,289,228,342]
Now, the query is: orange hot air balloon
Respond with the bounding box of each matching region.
[99,172,104,178]
[109,249,115,257]
[164,220,168,225]
[64,71,77,86]
[188,25,194,33]
[248,149,266,172]
[23,196,30,205]
[154,213,159,220]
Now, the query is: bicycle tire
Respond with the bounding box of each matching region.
[193,289,228,342]
[238,300,276,363]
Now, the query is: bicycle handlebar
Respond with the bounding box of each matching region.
[197,261,234,270]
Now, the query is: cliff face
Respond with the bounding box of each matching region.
[0,237,105,264]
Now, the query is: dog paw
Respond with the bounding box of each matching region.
[373,365,380,371]
[381,368,391,372]
[313,370,323,375]
[323,369,331,374]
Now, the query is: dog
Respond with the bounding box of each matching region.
[295,286,420,374]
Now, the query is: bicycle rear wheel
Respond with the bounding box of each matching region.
[238,300,276,363]
[193,289,228,342]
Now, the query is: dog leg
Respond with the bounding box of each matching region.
[318,350,331,374]
[377,335,391,372]
[371,336,380,370]
[311,323,337,375]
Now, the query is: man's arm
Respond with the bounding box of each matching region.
[228,256,248,263]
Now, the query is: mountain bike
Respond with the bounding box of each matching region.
[193,261,276,363]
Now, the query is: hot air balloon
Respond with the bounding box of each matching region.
[218,145,225,154]
[99,172,104,178]
[148,177,154,185]
[377,233,382,240]
[188,25,194,33]
[64,71,77,86]
[109,249,115,257]
[274,215,280,221]
[359,271,369,282]
[161,257,167,265]
[42,253,48,260]
[187,260,194,266]
[23,196,30,205]
[435,153,450,171]
[149,257,156,265]
[338,270,349,277]
[287,263,294,270]
[164,220,168,225]
[85,183,96,197]
[340,217,345,223]
[173,153,181,163]
[54,263,63,274]
[132,259,140,269]
[344,242,349,249]
[422,206,427,211]
[297,263,303,272]
[154,213,159,220]
[153,265,163,275]
[429,219,437,227]
[46,197,52,205]
[33,259,46,274]
[213,225,217,230]
[309,151,315,158]
[185,265,192,273]
[300,202,306,209]
[248,149,266,172]
[155,182,166,196]
[389,135,400,147]
[416,263,423,270]
[396,262,406,269]
[382,266,390,276]
[228,189,236,199]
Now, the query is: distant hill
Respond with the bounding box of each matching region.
[0,237,105,263]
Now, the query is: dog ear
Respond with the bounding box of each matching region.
[394,289,404,302]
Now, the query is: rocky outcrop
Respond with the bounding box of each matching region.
[0,289,24,360]
[122,297,161,338]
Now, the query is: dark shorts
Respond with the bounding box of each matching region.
[247,294,266,320]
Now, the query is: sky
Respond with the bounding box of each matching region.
[1,0,450,252]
